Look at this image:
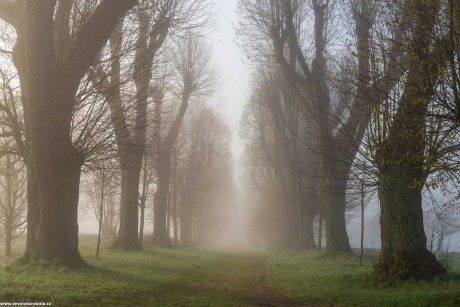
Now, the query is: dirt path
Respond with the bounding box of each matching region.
[202,254,324,306]
[229,257,304,306]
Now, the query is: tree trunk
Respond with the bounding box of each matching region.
[173,207,178,247]
[116,165,141,250]
[376,166,444,280]
[96,170,104,259]
[27,142,84,263]
[180,205,194,246]
[25,163,39,258]
[153,93,190,247]
[324,163,352,254]
[55,149,84,262]
[318,208,323,252]
[166,190,171,238]
[5,219,12,257]
[303,211,317,250]
[139,200,145,247]
[153,152,171,247]
[360,178,365,267]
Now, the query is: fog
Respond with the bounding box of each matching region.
[73,0,460,254]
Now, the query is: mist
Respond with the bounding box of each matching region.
[0,0,459,305]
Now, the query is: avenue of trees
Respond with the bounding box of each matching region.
[238,0,460,280]
[0,0,456,285]
[0,0,231,264]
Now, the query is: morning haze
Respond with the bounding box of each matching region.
[0,0,459,306]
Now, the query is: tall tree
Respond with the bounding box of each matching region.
[374,0,448,280]
[91,1,171,250]
[178,103,231,245]
[0,0,137,262]
[153,32,218,246]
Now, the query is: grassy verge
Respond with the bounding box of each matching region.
[0,235,279,306]
[0,249,227,306]
[0,235,237,306]
[2,236,460,306]
[265,250,460,307]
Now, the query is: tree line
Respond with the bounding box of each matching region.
[237,0,460,281]
[0,0,231,263]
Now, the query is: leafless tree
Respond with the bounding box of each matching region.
[175,103,231,246]
[0,154,26,257]
[152,31,219,246]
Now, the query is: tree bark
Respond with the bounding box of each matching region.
[303,210,317,250]
[318,208,323,252]
[376,165,443,280]
[323,159,352,254]
[153,153,172,247]
[360,178,365,267]
[96,169,104,259]
[139,200,145,247]
[153,93,190,247]
[173,209,179,247]
[180,187,195,246]
[24,163,39,258]
[5,218,12,257]
[117,165,141,250]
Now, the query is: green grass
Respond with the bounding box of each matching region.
[0,235,276,306]
[265,250,460,307]
[1,236,460,306]
[0,243,234,306]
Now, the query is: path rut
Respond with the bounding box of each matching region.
[200,254,332,306]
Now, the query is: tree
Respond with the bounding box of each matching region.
[0,154,26,257]
[152,31,218,246]
[240,67,322,249]
[0,0,138,262]
[90,0,214,250]
[372,0,451,280]
[176,103,231,246]
[90,1,171,250]
[81,160,121,249]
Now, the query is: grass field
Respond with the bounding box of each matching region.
[0,235,459,306]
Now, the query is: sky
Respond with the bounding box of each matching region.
[205,0,254,248]
[209,0,250,159]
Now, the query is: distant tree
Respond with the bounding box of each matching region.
[0,154,26,257]
[152,32,218,246]
[81,161,120,245]
[240,68,321,249]
[177,103,231,246]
